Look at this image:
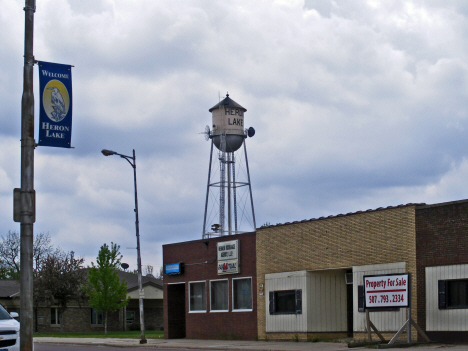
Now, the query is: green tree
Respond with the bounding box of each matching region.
[83,243,129,334]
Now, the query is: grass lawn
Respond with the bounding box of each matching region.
[34,330,164,339]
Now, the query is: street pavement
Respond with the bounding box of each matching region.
[33,337,468,350]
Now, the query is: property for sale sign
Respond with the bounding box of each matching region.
[364,273,410,309]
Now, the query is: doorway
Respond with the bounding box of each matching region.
[167,283,186,338]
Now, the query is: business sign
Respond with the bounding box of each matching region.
[164,262,184,275]
[217,259,239,275]
[217,240,239,275]
[38,61,73,148]
[217,240,238,261]
[364,273,409,309]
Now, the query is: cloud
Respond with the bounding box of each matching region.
[2,0,468,270]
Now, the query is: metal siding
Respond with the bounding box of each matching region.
[306,270,347,332]
[426,264,468,331]
[265,271,307,332]
[266,270,347,333]
[353,262,407,332]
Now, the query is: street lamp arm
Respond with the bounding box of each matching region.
[120,155,135,169]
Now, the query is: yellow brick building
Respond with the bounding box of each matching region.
[256,204,419,341]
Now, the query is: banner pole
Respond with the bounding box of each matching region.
[20,0,36,350]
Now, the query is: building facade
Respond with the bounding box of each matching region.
[162,198,468,343]
[416,199,468,343]
[163,232,257,340]
[257,204,418,341]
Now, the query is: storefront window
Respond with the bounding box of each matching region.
[233,277,252,310]
[211,280,228,311]
[269,289,302,314]
[189,281,206,312]
[276,290,296,313]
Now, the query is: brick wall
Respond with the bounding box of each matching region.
[126,299,163,330]
[415,199,468,336]
[256,206,418,340]
[35,305,123,333]
[163,232,257,340]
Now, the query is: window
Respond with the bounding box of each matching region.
[91,308,103,325]
[50,308,61,325]
[233,277,252,311]
[269,289,302,315]
[126,311,135,324]
[439,279,468,309]
[210,280,228,311]
[189,281,206,312]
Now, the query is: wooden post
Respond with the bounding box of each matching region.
[366,309,372,342]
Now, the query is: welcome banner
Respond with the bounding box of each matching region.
[38,61,73,148]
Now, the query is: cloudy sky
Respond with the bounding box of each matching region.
[2,0,468,271]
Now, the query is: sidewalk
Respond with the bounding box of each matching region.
[33,337,465,350]
[34,337,348,350]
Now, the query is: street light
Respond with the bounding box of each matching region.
[102,148,146,344]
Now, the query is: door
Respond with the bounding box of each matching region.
[167,283,186,338]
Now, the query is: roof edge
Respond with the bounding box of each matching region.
[416,198,468,210]
[259,202,426,229]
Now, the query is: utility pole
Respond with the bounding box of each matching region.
[20,0,36,350]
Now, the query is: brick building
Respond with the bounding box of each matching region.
[162,199,468,343]
[163,232,257,340]
[416,200,468,343]
[257,199,468,343]
[257,203,418,341]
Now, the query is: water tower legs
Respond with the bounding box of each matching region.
[202,136,256,238]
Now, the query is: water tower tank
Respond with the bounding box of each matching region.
[209,94,246,152]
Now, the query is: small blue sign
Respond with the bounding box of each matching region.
[38,61,73,148]
[165,262,184,275]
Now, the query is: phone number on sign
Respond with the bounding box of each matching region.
[368,294,404,304]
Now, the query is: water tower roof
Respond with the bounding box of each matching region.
[209,94,247,112]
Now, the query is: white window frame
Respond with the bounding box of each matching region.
[232,277,253,312]
[50,307,61,325]
[210,279,229,312]
[189,280,207,313]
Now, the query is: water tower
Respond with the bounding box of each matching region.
[202,93,256,238]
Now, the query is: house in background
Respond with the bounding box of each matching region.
[0,280,20,316]
[0,271,163,333]
[118,271,164,330]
